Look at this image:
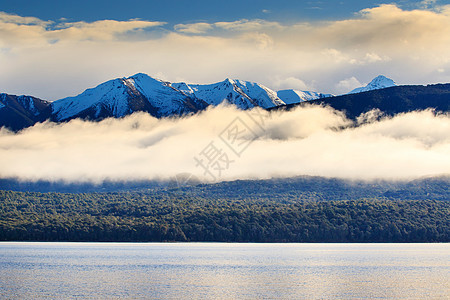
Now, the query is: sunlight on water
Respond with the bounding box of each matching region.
[0,243,449,299]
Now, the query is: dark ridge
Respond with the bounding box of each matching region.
[270,84,450,119]
[0,93,51,131]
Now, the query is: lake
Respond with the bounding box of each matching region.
[0,243,449,299]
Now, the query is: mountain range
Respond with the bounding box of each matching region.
[1,73,449,131]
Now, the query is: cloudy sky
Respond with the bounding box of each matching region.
[1,0,450,100]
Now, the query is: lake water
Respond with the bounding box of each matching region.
[0,243,448,299]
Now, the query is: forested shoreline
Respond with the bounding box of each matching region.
[0,190,448,242]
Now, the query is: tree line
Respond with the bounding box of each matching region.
[0,190,448,242]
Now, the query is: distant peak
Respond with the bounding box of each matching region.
[349,75,396,94]
[368,75,396,86]
[128,73,151,80]
[223,78,235,85]
[125,73,169,87]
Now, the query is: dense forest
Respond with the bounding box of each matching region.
[0,190,448,242]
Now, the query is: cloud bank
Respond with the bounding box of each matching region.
[1,4,450,100]
[0,105,448,183]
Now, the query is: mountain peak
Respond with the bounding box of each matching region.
[223,78,236,85]
[128,73,153,80]
[368,75,396,88]
[349,75,396,94]
[126,73,165,85]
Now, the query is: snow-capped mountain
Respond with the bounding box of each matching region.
[51,74,290,121]
[277,90,333,104]
[3,73,442,132]
[172,78,284,109]
[52,73,208,121]
[349,75,396,94]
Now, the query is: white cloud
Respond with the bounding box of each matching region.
[0,11,50,25]
[335,77,362,94]
[273,76,311,91]
[174,22,213,34]
[0,106,448,183]
[214,19,283,31]
[51,19,165,41]
[0,12,164,48]
[173,19,283,35]
[419,0,437,10]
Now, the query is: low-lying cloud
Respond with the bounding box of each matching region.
[0,105,448,183]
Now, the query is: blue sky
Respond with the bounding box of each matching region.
[1,0,437,24]
[1,0,450,99]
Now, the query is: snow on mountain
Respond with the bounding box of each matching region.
[129,73,209,116]
[171,82,194,96]
[0,94,44,115]
[51,74,288,121]
[277,89,333,104]
[51,73,208,121]
[0,73,400,127]
[2,73,450,132]
[18,96,39,115]
[172,78,285,109]
[52,78,131,120]
[233,79,285,108]
[349,75,396,94]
